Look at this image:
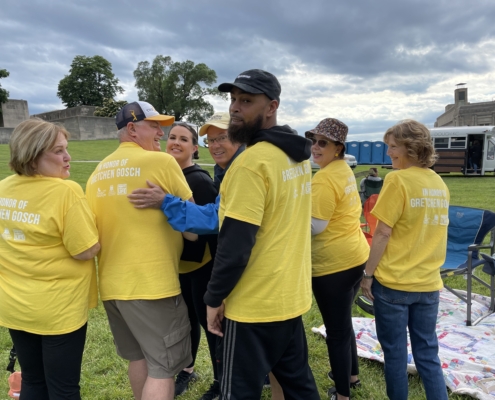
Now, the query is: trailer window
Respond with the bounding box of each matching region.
[487,138,495,160]
[434,138,449,149]
[450,137,466,148]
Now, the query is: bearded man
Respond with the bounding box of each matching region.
[204,69,320,400]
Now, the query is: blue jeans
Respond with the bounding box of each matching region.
[372,279,448,400]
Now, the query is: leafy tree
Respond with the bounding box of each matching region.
[133,55,226,126]
[94,98,128,118]
[57,55,124,108]
[0,69,9,113]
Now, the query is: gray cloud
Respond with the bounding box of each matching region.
[2,0,495,136]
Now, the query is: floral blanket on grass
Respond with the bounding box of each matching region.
[311,289,495,399]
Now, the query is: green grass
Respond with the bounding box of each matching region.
[0,140,493,399]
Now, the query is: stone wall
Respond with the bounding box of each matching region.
[457,101,495,126]
[0,100,29,128]
[54,116,119,140]
[435,105,457,127]
[0,102,174,143]
[0,127,14,144]
[31,105,98,121]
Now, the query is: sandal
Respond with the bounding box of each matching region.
[327,371,361,389]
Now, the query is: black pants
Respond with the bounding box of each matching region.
[219,316,320,400]
[312,263,365,397]
[9,323,87,400]
[180,260,219,380]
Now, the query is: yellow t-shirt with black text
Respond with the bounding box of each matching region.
[0,176,98,334]
[372,167,449,291]
[311,160,369,276]
[86,142,192,300]
[219,141,313,323]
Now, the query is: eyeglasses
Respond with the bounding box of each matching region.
[309,137,334,148]
[204,135,229,146]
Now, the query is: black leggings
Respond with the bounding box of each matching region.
[9,323,87,400]
[180,260,219,380]
[312,263,365,397]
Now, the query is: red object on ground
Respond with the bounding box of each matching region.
[8,371,21,399]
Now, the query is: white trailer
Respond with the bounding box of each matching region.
[429,126,495,176]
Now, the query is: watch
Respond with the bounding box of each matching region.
[363,270,374,279]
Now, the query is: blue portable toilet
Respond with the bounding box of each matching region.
[383,143,392,164]
[359,141,372,164]
[371,141,385,165]
[346,141,360,162]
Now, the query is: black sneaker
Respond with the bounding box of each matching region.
[200,380,220,400]
[174,370,197,397]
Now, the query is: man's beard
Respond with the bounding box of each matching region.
[228,115,264,145]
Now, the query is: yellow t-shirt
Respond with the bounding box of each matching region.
[219,142,313,323]
[86,142,192,301]
[311,160,369,276]
[0,175,98,334]
[372,167,449,291]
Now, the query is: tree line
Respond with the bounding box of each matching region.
[57,55,225,126]
[0,69,9,114]
[1,54,224,126]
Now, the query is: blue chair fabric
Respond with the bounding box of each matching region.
[441,205,495,326]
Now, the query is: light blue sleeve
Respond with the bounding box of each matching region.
[160,194,220,235]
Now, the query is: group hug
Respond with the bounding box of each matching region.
[0,68,450,400]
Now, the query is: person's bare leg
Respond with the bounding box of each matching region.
[269,372,285,400]
[142,377,174,400]
[350,374,359,384]
[129,359,148,400]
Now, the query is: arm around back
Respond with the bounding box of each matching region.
[73,242,101,260]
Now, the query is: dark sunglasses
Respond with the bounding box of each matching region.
[309,137,334,148]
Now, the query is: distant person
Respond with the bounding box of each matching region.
[0,118,100,399]
[86,102,195,400]
[361,119,449,400]
[359,167,383,204]
[470,140,482,174]
[307,118,369,400]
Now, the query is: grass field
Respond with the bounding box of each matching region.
[0,139,494,399]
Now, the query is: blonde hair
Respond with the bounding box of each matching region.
[383,119,437,167]
[9,118,69,176]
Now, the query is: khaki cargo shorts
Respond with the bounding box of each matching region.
[104,295,192,379]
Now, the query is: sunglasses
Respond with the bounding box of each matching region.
[309,137,335,148]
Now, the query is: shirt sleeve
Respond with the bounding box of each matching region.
[161,194,220,235]
[62,197,99,256]
[222,166,266,226]
[163,158,193,201]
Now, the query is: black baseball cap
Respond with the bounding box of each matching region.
[115,101,175,130]
[218,69,281,102]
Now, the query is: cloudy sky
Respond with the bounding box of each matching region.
[2,0,495,139]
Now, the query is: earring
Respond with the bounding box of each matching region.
[335,153,339,157]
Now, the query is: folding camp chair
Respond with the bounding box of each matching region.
[361,178,383,204]
[361,194,379,237]
[440,205,495,326]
